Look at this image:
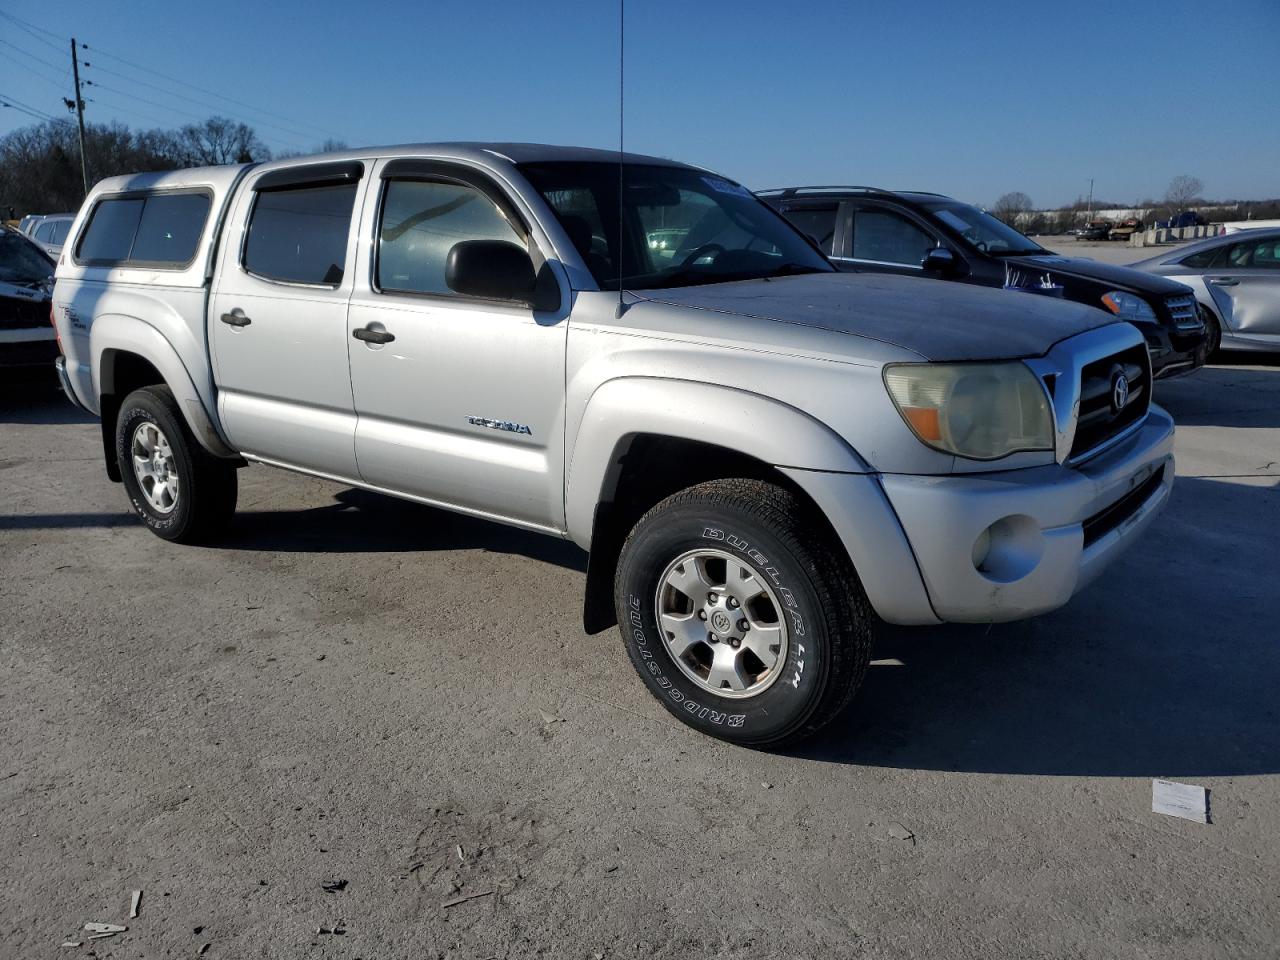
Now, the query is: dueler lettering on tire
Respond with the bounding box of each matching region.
[614,478,875,748]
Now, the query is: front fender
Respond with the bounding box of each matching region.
[92,314,236,458]
[564,376,870,548]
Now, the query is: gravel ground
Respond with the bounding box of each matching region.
[1037,236,1186,265]
[2,357,1278,959]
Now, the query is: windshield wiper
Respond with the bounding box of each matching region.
[989,248,1049,257]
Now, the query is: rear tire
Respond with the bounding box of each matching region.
[614,478,875,748]
[116,385,237,544]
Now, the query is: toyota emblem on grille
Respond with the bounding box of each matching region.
[1111,372,1131,413]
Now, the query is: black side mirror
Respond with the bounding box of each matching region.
[922,246,962,276]
[446,240,537,303]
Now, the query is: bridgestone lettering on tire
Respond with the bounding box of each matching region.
[614,478,876,747]
[116,385,237,544]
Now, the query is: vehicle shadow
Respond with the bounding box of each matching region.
[1156,354,1280,429]
[0,369,96,425]
[796,475,1280,777]
[219,488,588,572]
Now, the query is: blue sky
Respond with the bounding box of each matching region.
[2,0,1277,207]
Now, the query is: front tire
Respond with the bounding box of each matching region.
[116,385,237,544]
[614,479,875,748]
[1200,305,1222,358]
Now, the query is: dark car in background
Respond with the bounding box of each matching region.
[0,225,57,368]
[760,187,1208,379]
[1075,220,1113,241]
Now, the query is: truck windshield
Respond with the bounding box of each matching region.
[520,161,832,290]
[0,230,54,284]
[923,200,1047,256]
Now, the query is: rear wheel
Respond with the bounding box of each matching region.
[614,478,875,747]
[116,385,237,543]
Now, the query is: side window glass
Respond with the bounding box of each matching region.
[1225,242,1254,268]
[852,208,935,266]
[244,182,358,285]
[50,220,72,244]
[1179,248,1219,269]
[76,198,144,263]
[1249,239,1280,269]
[35,221,55,242]
[377,179,524,296]
[783,206,837,254]
[130,194,211,265]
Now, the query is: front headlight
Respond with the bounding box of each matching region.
[1101,290,1158,322]
[883,362,1054,460]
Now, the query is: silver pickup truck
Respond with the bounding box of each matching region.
[52,143,1174,746]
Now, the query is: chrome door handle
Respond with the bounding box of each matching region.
[220,309,252,326]
[1209,277,1239,286]
[352,326,395,345]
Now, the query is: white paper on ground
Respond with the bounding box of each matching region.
[1152,779,1209,823]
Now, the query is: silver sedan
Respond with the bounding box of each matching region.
[1131,228,1280,354]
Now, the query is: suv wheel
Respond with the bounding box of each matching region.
[116,385,237,543]
[614,478,875,747]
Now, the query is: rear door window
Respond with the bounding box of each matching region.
[244,183,358,285]
[49,220,72,244]
[782,205,837,254]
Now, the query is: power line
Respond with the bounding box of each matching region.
[81,42,336,141]
[82,59,321,144]
[0,91,60,123]
[0,37,70,79]
[0,9,67,53]
[1,9,335,146]
[80,78,308,153]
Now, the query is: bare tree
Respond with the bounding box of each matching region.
[174,116,271,166]
[991,191,1033,226]
[1164,175,1203,211]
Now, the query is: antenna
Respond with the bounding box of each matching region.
[615,0,627,319]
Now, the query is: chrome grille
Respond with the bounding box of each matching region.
[1068,343,1151,462]
[1165,294,1202,331]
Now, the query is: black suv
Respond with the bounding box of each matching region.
[760,187,1207,380]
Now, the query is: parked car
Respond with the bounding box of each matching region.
[761,187,1207,379]
[1156,211,1206,230]
[1109,218,1144,241]
[18,214,43,235]
[29,213,74,258]
[0,225,57,367]
[1130,228,1280,354]
[53,145,1174,747]
[1075,220,1113,241]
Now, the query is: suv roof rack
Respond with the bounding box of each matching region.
[755,185,890,197]
[756,186,955,200]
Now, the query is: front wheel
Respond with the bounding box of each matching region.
[1200,306,1222,358]
[614,479,875,747]
[116,385,237,544]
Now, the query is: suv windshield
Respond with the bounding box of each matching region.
[520,161,832,290]
[922,200,1046,256]
[0,229,55,285]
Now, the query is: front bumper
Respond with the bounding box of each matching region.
[877,406,1174,623]
[1139,321,1208,380]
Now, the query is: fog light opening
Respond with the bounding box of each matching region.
[972,515,1046,584]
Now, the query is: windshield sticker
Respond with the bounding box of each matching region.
[935,210,973,232]
[701,176,752,199]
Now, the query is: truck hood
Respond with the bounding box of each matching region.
[1004,254,1191,297]
[636,271,1116,361]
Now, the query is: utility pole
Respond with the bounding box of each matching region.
[1086,177,1094,220]
[70,37,89,196]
